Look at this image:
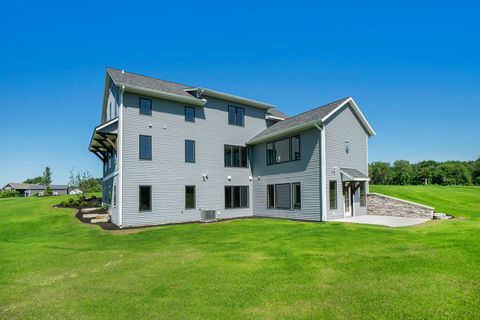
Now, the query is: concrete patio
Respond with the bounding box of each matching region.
[335,215,429,227]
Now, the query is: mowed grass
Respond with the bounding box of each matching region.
[1,188,480,319]
[370,185,480,220]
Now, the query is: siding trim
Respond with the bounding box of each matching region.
[118,85,125,228]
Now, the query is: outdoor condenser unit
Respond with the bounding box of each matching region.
[201,210,217,222]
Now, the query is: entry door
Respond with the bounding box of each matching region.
[344,184,352,217]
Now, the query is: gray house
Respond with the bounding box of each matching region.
[89,68,375,228]
[2,183,68,197]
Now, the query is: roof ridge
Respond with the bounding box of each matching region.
[106,67,194,89]
[284,96,351,121]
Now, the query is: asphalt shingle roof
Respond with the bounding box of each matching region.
[3,183,67,190]
[250,97,351,142]
[267,108,289,119]
[107,68,196,98]
[340,168,369,180]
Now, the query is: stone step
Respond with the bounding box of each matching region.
[83,213,109,219]
[81,207,101,213]
[91,217,109,223]
[433,213,453,220]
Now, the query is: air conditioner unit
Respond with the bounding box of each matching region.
[200,210,217,222]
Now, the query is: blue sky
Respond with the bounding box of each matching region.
[0,0,479,186]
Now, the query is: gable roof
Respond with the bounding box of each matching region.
[107,68,195,99]
[248,97,375,144]
[339,168,370,181]
[3,183,67,190]
[106,68,277,110]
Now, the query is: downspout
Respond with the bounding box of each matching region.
[314,121,327,222]
[118,85,125,228]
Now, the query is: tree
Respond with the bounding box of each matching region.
[412,160,437,185]
[23,176,43,184]
[472,157,480,185]
[42,167,52,187]
[369,162,391,185]
[391,160,412,185]
[42,167,53,195]
[68,169,99,199]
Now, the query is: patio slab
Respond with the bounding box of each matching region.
[334,215,429,227]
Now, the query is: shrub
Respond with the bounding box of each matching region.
[68,198,75,204]
[0,190,19,198]
[90,195,97,200]
[72,200,80,207]
[59,201,68,207]
[80,201,89,207]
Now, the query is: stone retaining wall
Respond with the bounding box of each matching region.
[367,193,434,219]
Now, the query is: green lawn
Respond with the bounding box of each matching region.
[1,187,480,319]
[370,185,480,220]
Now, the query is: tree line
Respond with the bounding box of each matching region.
[369,158,480,185]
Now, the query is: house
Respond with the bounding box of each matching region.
[2,183,68,197]
[88,68,375,228]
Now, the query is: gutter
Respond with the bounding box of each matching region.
[117,83,207,107]
[248,121,319,145]
[314,121,327,222]
[185,87,275,110]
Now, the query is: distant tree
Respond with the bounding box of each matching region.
[472,157,480,185]
[412,160,437,185]
[391,160,413,185]
[434,161,472,185]
[23,176,43,184]
[42,167,53,195]
[68,169,98,199]
[42,167,52,187]
[369,162,391,185]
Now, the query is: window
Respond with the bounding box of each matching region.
[139,186,151,211]
[185,185,195,209]
[224,145,232,167]
[329,181,337,209]
[275,183,291,209]
[225,186,249,208]
[139,98,152,115]
[292,182,301,209]
[267,183,301,210]
[360,182,366,207]
[266,135,301,165]
[275,138,290,163]
[224,145,248,167]
[139,135,152,160]
[266,143,275,165]
[291,135,301,161]
[185,140,195,163]
[113,185,117,207]
[267,184,274,208]
[228,105,245,126]
[240,147,248,167]
[185,106,195,122]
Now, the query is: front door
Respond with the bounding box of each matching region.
[344,183,352,217]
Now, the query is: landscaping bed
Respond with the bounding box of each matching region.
[55,196,102,209]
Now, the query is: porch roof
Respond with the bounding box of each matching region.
[340,168,370,181]
[88,117,118,161]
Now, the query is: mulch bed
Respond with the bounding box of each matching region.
[73,208,120,230]
[54,197,121,230]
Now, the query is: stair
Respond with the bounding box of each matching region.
[81,207,102,213]
[433,213,452,220]
[91,217,109,223]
